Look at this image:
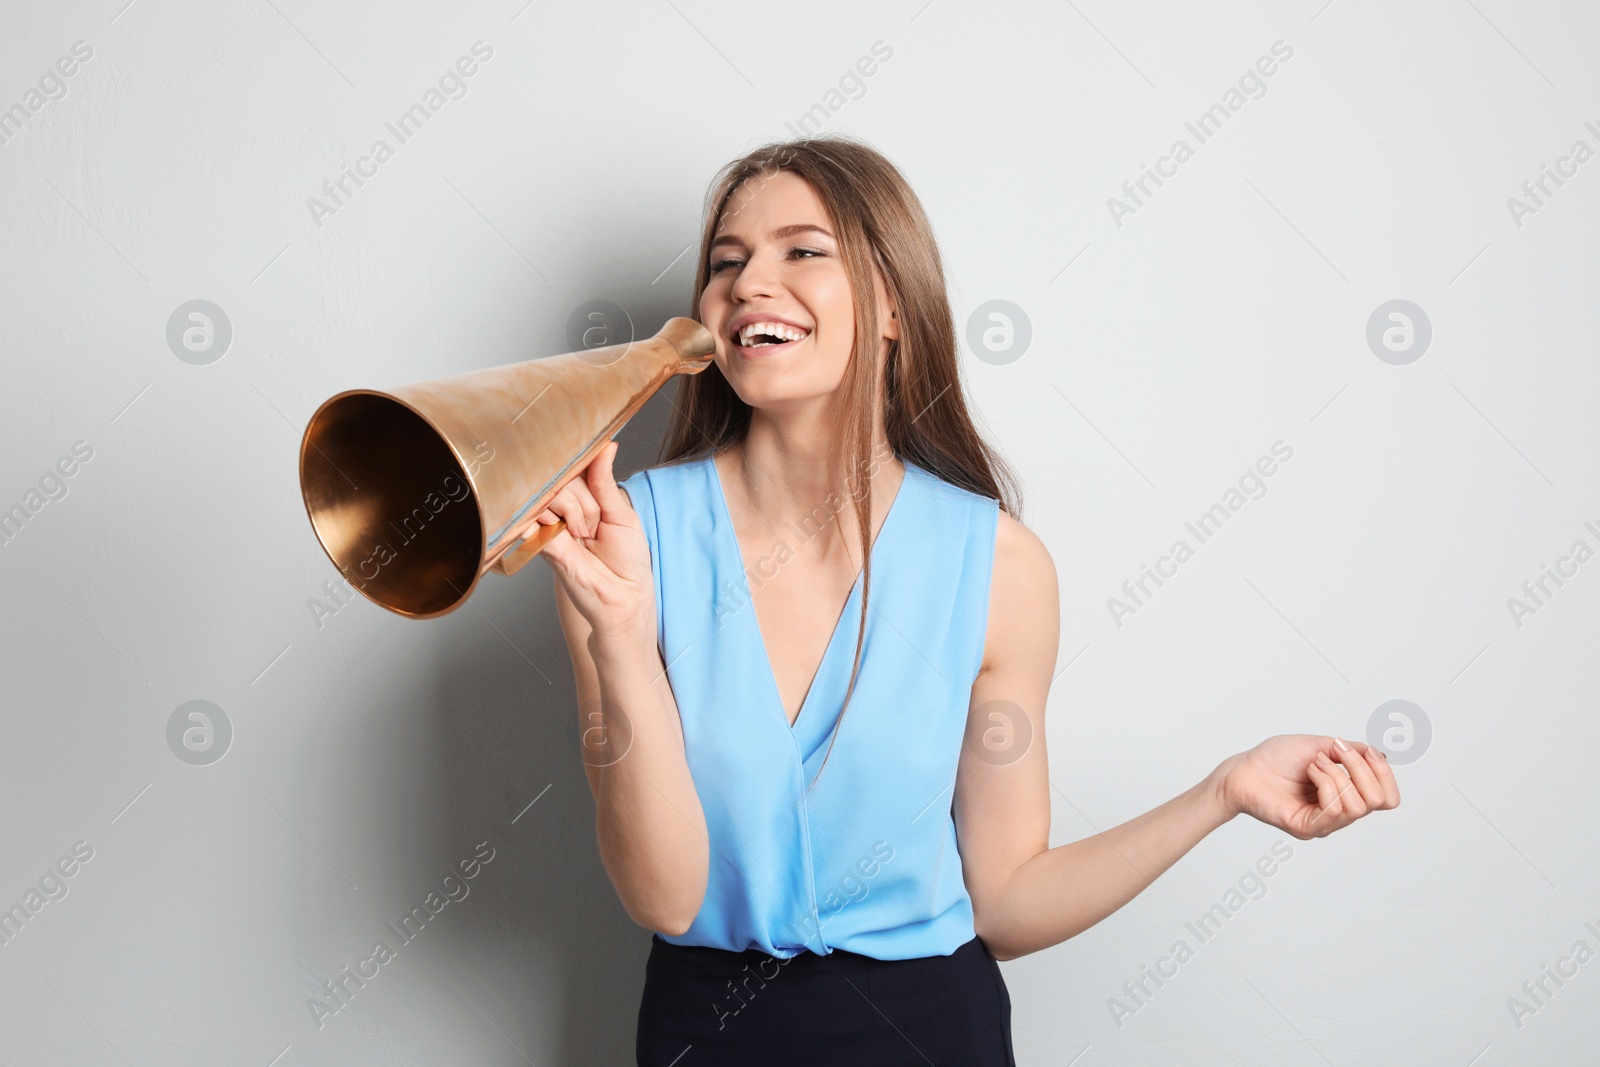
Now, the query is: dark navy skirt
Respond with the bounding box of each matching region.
[636,933,1016,1066]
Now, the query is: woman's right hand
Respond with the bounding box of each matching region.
[530,440,655,639]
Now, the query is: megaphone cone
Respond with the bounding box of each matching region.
[298,316,715,619]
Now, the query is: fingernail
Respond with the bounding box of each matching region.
[1378,750,1388,761]
[1334,737,1350,752]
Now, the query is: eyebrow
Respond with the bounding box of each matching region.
[709,223,834,250]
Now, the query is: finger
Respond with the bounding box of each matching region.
[564,471,603,539]
[1349,739,1399,808]
[537,524,571,566]
[1305,756,1348,835]
[516,508,563,546]
[1358,743,1402,809]
[1328,737,1379,816]
[1315,749,1366,819]
[547,483,591,539]
[588,441,633,521]
[535,523,587,577]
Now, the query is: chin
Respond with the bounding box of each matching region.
[714,352,844,408]
[725,378,826,412]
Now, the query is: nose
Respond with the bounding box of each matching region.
[728,245,781,304]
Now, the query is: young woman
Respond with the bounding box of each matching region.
[532,136,1400,1065]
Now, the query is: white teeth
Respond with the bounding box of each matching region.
[737,321,810,347]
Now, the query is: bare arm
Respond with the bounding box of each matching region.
[538,442,709,935]
[955,513,1399,962]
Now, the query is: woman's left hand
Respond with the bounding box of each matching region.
[1216,734,1401,839]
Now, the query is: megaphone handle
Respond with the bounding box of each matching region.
[491,518,568,576]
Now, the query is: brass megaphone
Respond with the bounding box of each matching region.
[298,316,716,619]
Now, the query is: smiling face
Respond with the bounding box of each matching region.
[698,170,898,413]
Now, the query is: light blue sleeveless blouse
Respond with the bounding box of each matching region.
[617,453,999,960]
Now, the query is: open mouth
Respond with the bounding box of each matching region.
[732,320,811,353]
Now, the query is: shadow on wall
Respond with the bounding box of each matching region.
[375,368,685,1065]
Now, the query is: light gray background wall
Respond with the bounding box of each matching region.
[2,0,1596,1063]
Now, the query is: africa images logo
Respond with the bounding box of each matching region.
[307,840,496,1029]
[1106,40,1294,228]
[305,41,494,229]
[0,40,93,148]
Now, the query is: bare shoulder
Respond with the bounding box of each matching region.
[980,510,1059,677]
[994,509,1055,584]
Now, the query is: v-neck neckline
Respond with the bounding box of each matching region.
[705,451,916,733]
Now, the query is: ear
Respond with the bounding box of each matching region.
[875,271,901,342]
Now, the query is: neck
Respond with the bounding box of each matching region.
[718,400,902,562]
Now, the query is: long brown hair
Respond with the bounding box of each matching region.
[659,135,1021,786]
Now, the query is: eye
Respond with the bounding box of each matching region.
[709,246,826,273]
